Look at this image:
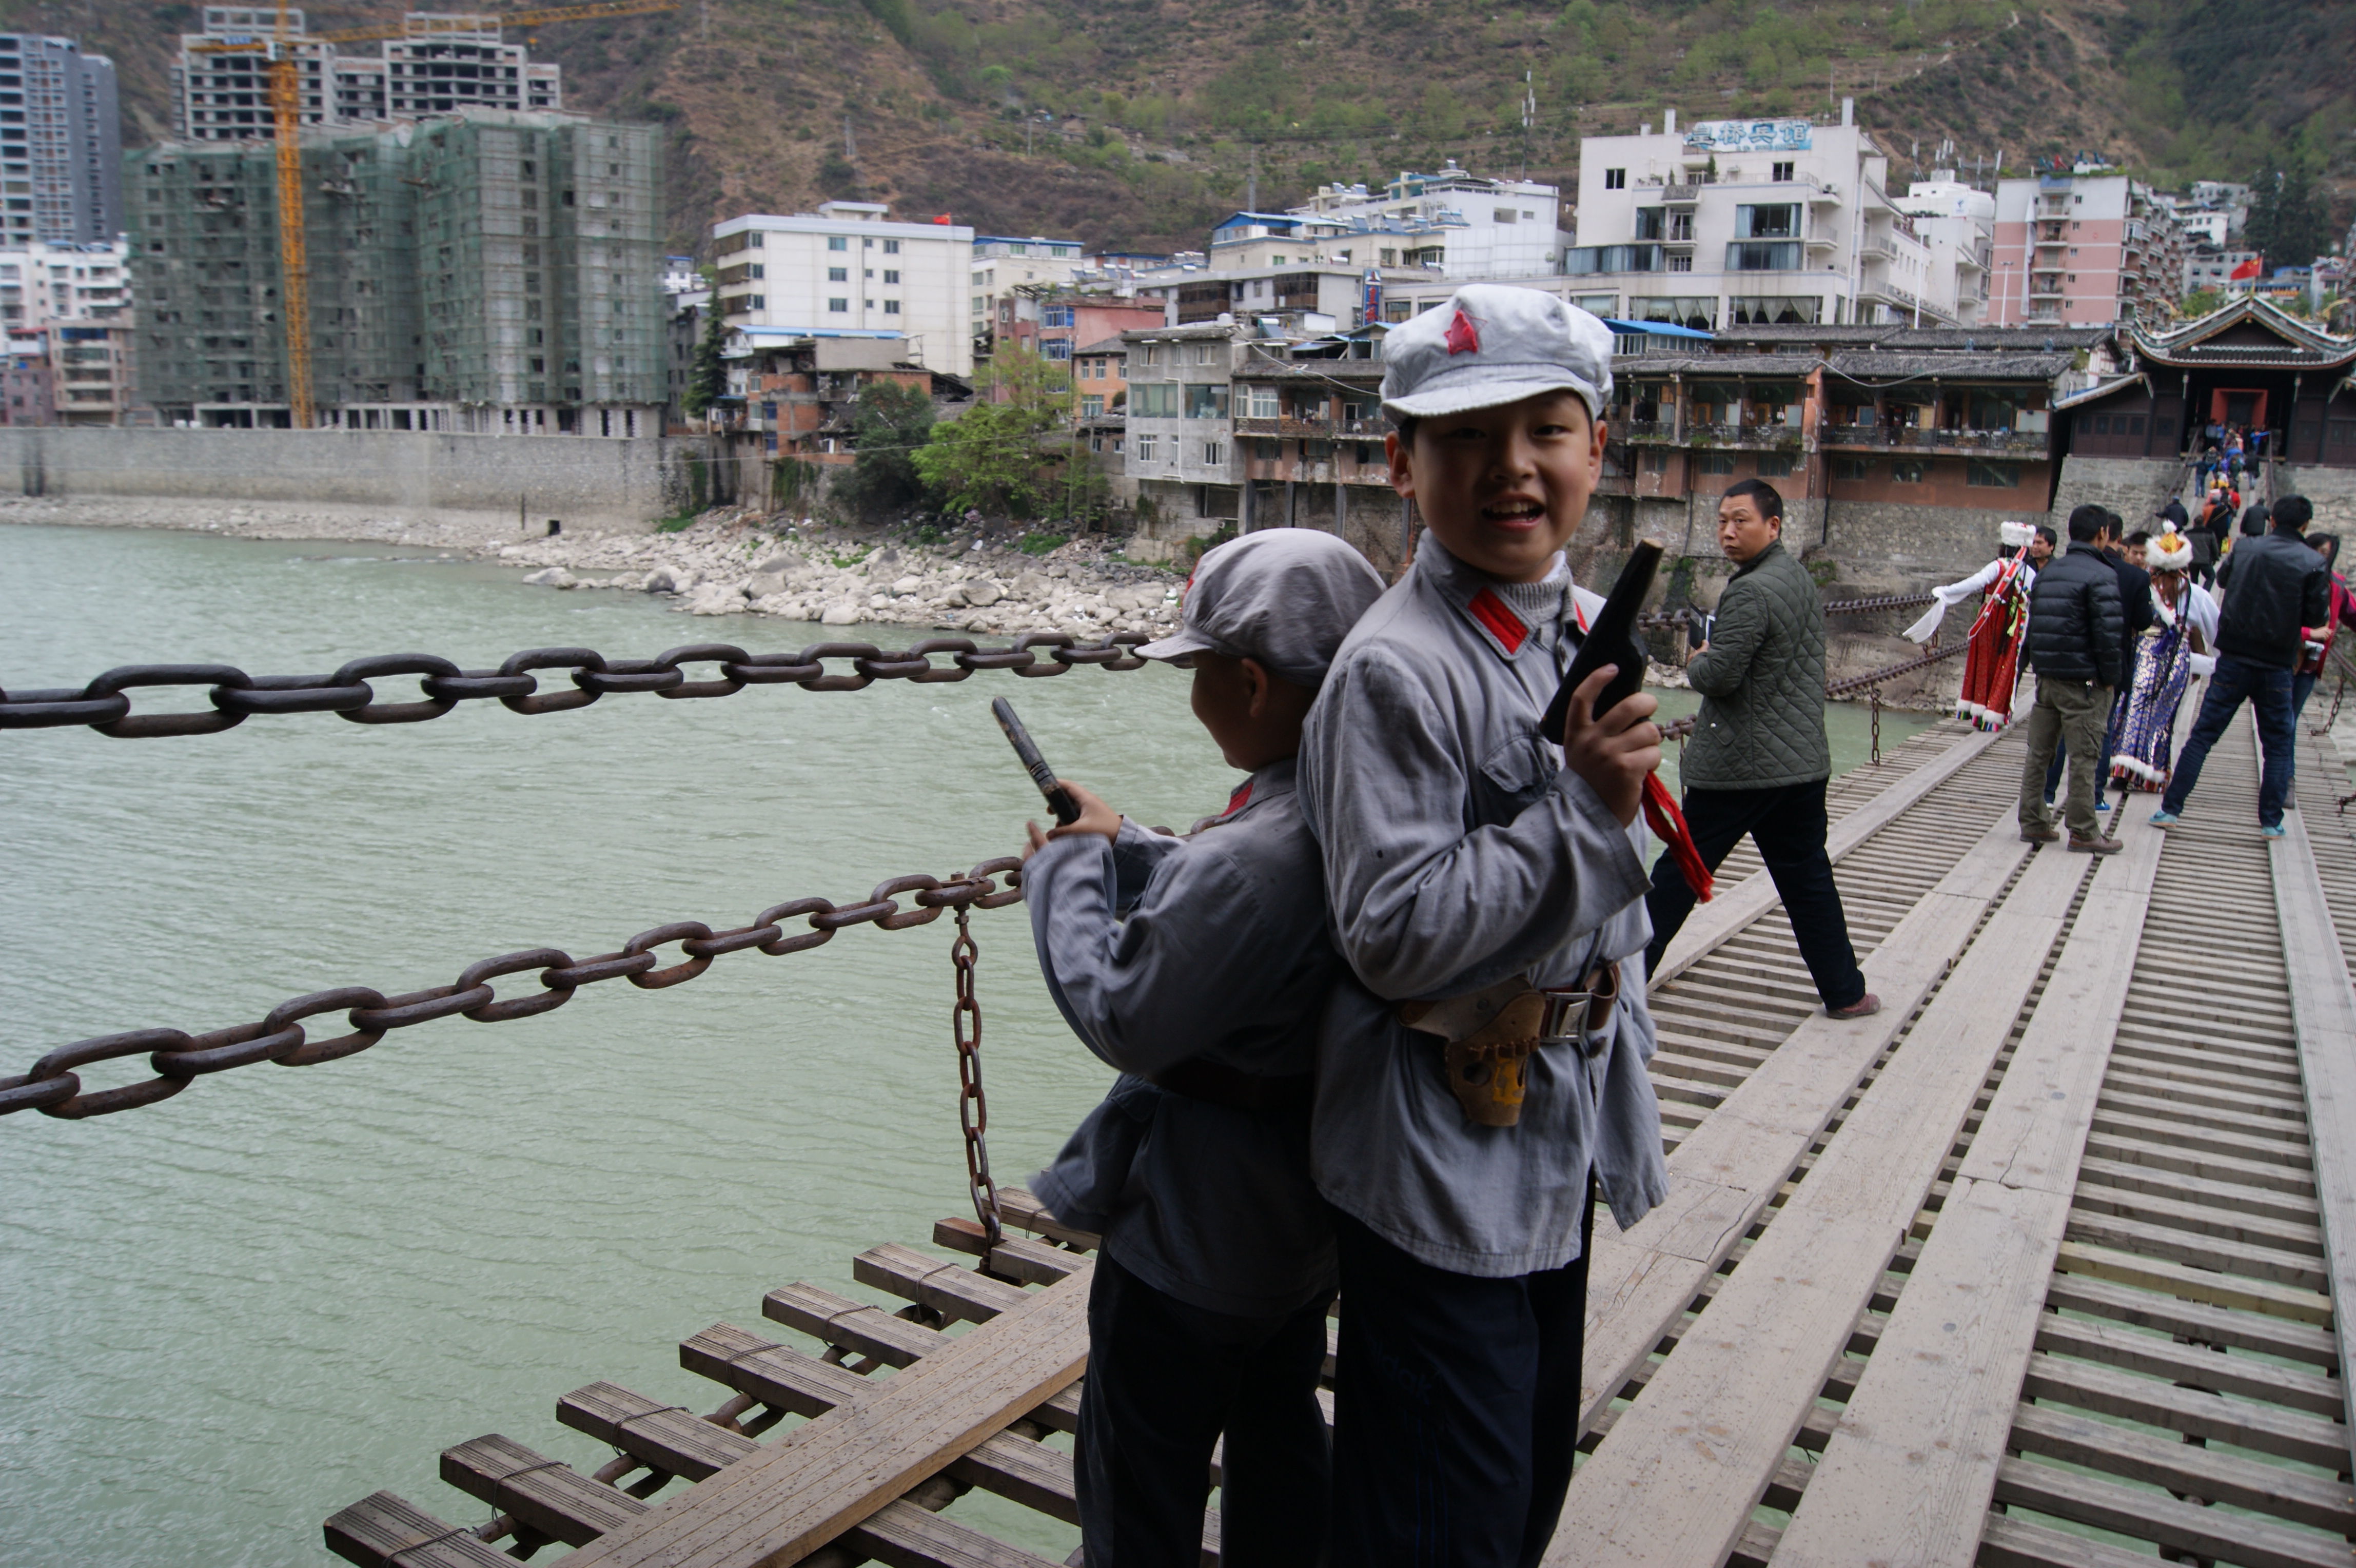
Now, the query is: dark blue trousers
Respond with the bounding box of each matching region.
[1327,1186,1598,1568]
[1076,1252,1333,1568]
[2159,653,2297,827]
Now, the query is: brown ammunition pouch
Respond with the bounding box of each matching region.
[1397,963,1621,1128]
[1148,1056,1314,1113]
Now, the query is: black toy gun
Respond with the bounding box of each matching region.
[1540,540,1662,739]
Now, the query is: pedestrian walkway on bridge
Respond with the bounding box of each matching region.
[323,709,2356,1568]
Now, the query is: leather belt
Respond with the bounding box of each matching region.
[1149,1057,1313,1113]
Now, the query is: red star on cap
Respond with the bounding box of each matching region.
[1443,308,1481,355]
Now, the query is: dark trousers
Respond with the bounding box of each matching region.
[1076,1251,1333,1568]
[2159,654,2297,828]
[1643,779,1867,1011]
[1327,1189,1597,1568]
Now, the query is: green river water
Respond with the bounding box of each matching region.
[0,522,1928,1565]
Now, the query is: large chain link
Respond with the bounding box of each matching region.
[0,634,1153,737]
[949,905,1001,1246]
[0,858,1026,1124]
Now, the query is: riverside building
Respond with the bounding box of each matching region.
[128,109,664,431]
[0,32,122,246]
[0,238,133,424]
[710,203,976,378]
[1567,104,1976,330]
[1987,171,2187,328]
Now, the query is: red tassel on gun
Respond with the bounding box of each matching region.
[1642,773,1713,903]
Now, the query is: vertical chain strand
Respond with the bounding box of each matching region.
[1870,686,1883,766]
[950,905,1002,1245]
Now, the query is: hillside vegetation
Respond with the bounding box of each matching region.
[4,0,2345,256]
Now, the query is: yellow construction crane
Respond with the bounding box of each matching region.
[190,0,681,428]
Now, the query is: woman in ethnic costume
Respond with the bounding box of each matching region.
[2105,530,2218,793]
[1904,520,2051,731]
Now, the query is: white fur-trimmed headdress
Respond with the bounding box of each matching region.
[1999,520,2034,548]
[2148,530,2193,572]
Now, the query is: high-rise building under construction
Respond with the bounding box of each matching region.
[128,110,663,430]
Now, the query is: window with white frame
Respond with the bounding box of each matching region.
[1203,440,1226,465]
[1135,434,1156,460]
[1250,385,1280,418]
[828,297,848,312]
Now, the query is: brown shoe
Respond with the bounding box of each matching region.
[1827,992,1882,1020]
[2020,824,2060,844]
[2068,834,2124,854]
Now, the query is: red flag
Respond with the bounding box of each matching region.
[2230,256,2262,281]
[1443,307,1481,355]
[932,213,953,225]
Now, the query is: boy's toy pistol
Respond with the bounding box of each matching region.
[1540,540,1662,739]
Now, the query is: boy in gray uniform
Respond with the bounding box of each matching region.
[1022,530,1386,1567]
[1300,285,1671,1565]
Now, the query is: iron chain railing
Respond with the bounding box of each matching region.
[0,858,1024,1123]
[0,634,1153,738]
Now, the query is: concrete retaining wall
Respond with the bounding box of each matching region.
[0,426,706,534]
[2048,454,2186,533]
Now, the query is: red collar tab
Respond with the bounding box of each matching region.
[1224,780,1253,816]
[1466,587,1529,654]
[1444,308,1482,356]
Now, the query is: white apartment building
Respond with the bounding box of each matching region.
[172,8,561,142]
[1893,177,1994,327]
[1121,321,1246,518]
[710,202,975,377]
[1290,163,1570,278]
[1568,104,1962,329]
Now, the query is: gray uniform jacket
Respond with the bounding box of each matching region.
[1026,758,1339,1318]
[1299,541,1670,1278]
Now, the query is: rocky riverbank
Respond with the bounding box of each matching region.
[495,505,1186,640]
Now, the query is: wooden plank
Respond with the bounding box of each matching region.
[853,1243,1031,1324]
[1990,1455,2353,1568]
[559,1381,758,1480]
[2007,1402,2356,1533]
[2053,1238,2334,1323]
[1651,723,1998,986]
[1576,812,2038,1430]
[1543,833,2088,1566]
[440,1434,647,1548]
[324,1492,518,1568]
[1773,819,2171,1564]
[562,1263,1093,1568]
[2270,799,2356,1480]
[1977,1512,2196,1568]
[2018,1351,2351,1471]
[757,1285,1082,1435]
[847,1504,1067,1568]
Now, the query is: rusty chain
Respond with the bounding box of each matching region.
[0,634,1153,737]
[1823,639,1967,699]
[949,905,1002,1246]
[0,858,1025,1123]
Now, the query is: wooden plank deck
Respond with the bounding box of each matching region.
[323,716,2356,1568]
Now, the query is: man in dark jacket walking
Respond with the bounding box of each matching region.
[2019,505,2126,852]
[1644,479,1878,1018]
[2152,494,2332,836]
[2043,508,2153,811]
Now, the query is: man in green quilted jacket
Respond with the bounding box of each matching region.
[1641,479,1881,1019]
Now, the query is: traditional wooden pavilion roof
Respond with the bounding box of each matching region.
[2128,295,2356,371]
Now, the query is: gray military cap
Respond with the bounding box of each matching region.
[1137,530,1386,690]
[1380,284,1615,422]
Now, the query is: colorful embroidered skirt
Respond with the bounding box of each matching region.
[1954,611,2026,731]
[2106,624,2193,791]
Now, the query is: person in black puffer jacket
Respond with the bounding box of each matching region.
[2019,505,2125,850]
[2153,494,2331,834]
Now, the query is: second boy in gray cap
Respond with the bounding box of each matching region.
[1024,528,1386,1567]
[1301,283,1668,1564]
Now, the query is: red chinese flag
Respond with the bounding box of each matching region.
[2230,256,2262,280]
[933,213,953,225]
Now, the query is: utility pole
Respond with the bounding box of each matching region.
[1246,143,1258,211]
[844,116,855,160]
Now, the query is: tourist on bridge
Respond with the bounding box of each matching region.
[1300,285,1670,1565]
[2152,495,2330,837]
[2040,509,2156,814]
[1646,477,1879,1020]
[2292,532,2348,724]
[1902,519,2051,730]
[2104,528,2217,794]
[2018,505,2127,853]
[1022,528,1386,1567]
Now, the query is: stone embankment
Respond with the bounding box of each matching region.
[496,506,1186,641]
